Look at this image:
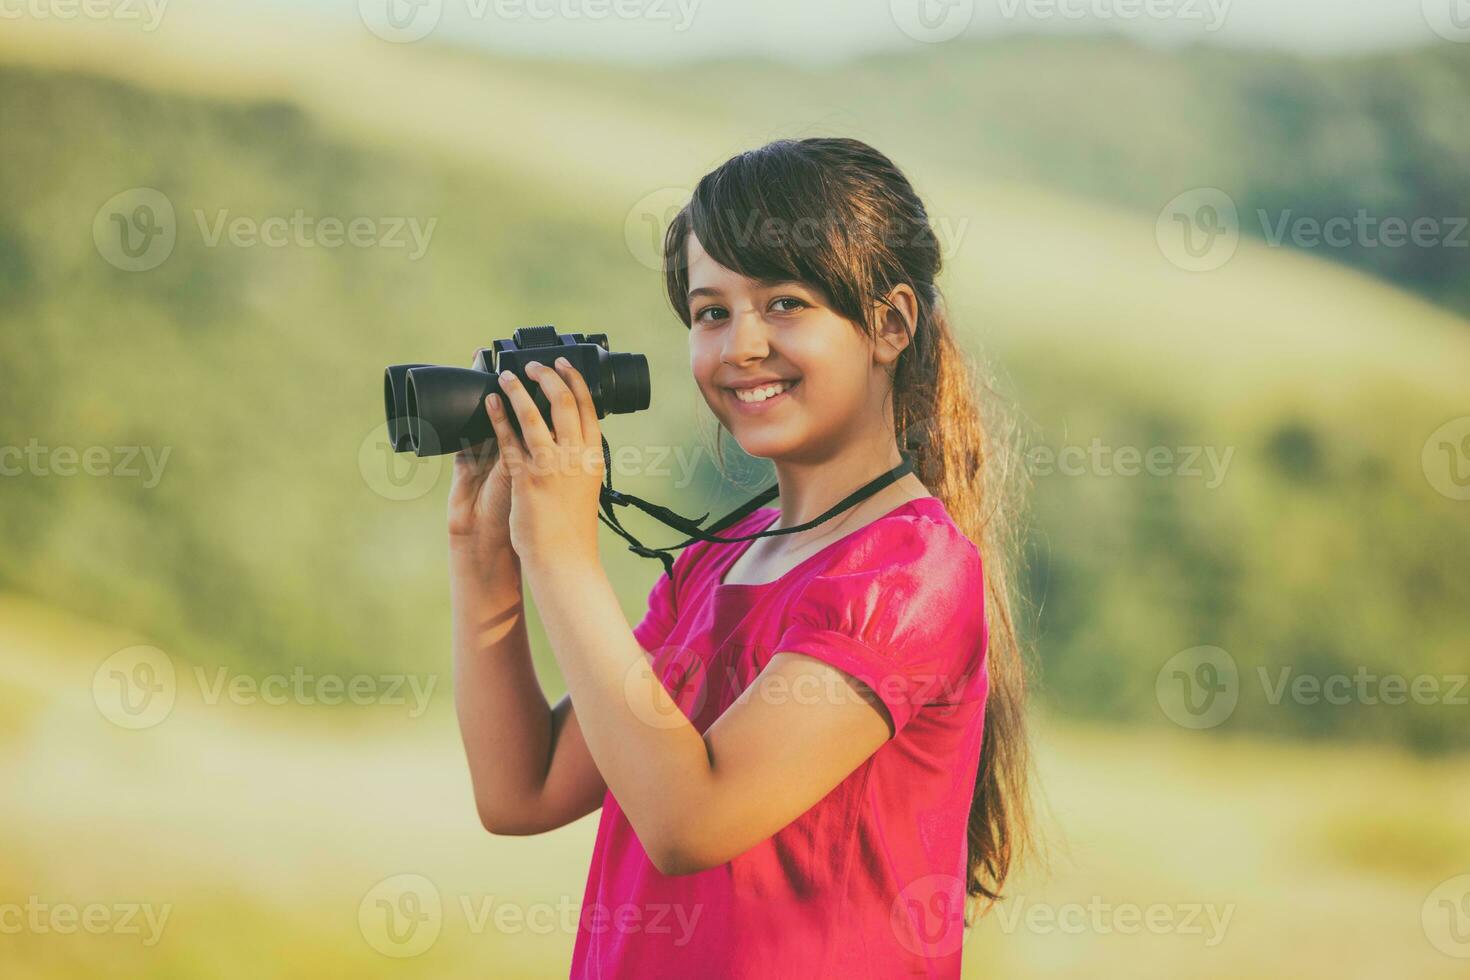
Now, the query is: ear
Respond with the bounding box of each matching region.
[871,284,918,369]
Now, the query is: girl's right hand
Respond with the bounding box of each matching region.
[446,398,514,565]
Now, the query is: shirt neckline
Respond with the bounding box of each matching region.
[713,495,943,592]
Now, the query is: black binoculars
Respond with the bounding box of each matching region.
[384,325,651,457]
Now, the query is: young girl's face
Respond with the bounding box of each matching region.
[684,233,898,462]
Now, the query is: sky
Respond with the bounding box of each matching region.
[329,0,1468,62]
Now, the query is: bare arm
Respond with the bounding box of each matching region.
[487,357,894,874]
[522,560,892,875]
[451,544,608,835]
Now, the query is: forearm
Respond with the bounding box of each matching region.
[450,543,555,831]
[522,558,715,868]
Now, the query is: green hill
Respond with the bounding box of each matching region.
[0,18,1467,750]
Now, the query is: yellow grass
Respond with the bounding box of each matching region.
[3,592,1466,978]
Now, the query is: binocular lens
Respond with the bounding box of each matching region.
[403,365,497,457]
[383,363,428,453]
[607,352,652,414]
[383,329,650,458]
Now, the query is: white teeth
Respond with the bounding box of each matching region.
[733,380,794,403]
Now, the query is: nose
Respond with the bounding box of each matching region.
[720,309,770,366]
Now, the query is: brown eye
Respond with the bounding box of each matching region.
[771,297,806,313]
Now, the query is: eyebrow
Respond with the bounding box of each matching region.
[686,280,809,304]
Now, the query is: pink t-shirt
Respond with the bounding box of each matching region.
[571,495,990,979]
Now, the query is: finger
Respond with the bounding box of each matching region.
[496,369,554,453]
[527,360,582,448]
[454,430,497,470]
[484,393,526,475]
[554,356,600,445]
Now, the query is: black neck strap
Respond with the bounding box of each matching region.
[595,439,917,579]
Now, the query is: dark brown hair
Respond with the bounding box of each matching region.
[661,137,1035,917]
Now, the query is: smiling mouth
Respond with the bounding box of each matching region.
[727,379,800,406]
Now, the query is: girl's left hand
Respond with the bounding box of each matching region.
[485,357,606,569]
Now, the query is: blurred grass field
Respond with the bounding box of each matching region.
[4,591,1468,979]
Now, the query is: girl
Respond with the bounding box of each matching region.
[449,137,1032,978]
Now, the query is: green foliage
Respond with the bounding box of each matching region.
[1,36,1466,754]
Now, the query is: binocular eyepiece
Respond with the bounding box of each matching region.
[384,325,651,457]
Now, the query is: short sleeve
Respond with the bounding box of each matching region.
[773,516,987,736]
[632,567,678,653]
